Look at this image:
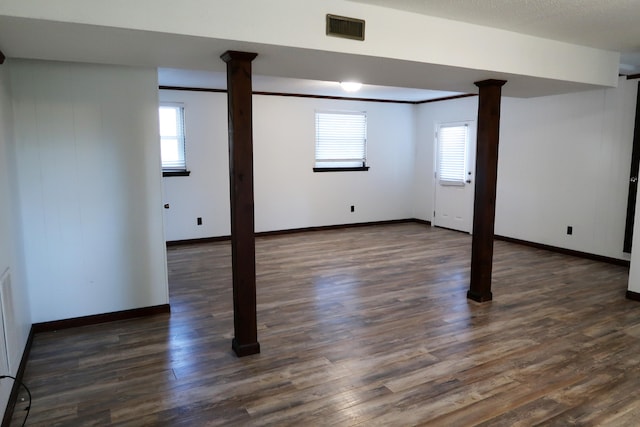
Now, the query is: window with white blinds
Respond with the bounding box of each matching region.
[315,111,367,169]
[159,104,187,171]
[437,123,468,186]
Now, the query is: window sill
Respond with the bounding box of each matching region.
[313,166,370,173]
[163,170,191,177]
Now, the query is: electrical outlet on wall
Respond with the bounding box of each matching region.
[350,205,355,213]
[567,226,573,235]
[197,217,203,225]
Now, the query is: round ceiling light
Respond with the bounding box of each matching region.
[340,81,363,92]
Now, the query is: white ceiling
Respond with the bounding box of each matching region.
[0,15,602,100]
[158,68,463,103]
[2,2,639,101]
[161,0,640,100]
[350,0,640,73]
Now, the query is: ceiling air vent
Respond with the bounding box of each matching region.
[326,14,365,41]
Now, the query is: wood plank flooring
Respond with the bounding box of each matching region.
[11,223,640,426]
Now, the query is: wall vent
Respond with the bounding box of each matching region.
[326,14,365,41]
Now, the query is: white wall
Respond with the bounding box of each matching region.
[160,91,230,241]
[10,60,168,323]
[160,89,415,239]
[498,78,637,260]
[0,64,31,416]
[253,95,414,232]
[414,77,637,261]
[412,96,479,221]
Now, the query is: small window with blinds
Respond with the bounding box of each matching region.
[159,103,190,176]
[437,123,468,186]
[314,111,369,172]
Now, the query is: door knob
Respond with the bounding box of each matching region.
[164,203,170,209]
[631,177,638,183]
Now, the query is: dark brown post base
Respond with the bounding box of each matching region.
[232,338,261,357]
[467,289,493,302]
[626,290,640,301]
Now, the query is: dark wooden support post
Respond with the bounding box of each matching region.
[468,79,507,303]
[221,50,260,357]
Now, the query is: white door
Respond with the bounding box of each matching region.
[434,121,476,233]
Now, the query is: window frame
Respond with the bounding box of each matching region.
[159,102,190,177]
[313,110,370,172]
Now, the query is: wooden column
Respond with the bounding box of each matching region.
[468,79,507,302]
[221,50,260,357]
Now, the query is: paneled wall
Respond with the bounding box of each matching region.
[0,65,31,416]
[10,60,168,323]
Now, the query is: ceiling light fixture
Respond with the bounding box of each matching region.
[340,81,362,92]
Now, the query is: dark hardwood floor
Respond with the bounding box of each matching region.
[11,223,639,426]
